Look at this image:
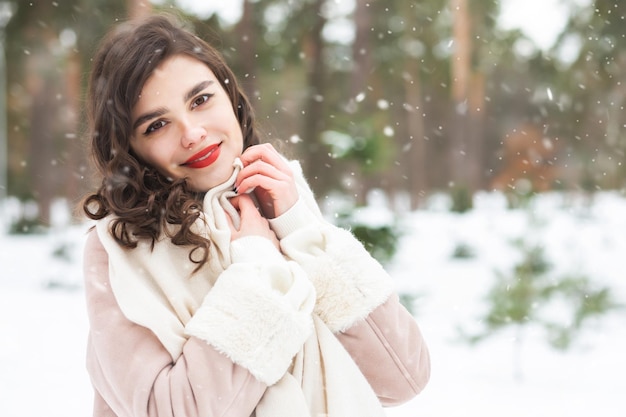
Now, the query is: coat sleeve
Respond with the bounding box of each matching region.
[269,161,395,332]
[335,293,431,406]
[184,235,317,385]
[267,161,430,406]
[270,213,431,406]
[84,230,268,417]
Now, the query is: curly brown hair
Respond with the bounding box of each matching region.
[82,13,260,270]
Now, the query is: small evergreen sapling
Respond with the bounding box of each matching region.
[460,239,619,380]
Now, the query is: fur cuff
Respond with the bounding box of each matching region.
[184,263,315,385]
[280,224,394,333]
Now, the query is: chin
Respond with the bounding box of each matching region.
[190,173,232,193]
[187,153,241,192]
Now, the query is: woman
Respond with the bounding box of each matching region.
[82,13,430,417]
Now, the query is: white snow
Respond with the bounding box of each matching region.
[1,191,624,416]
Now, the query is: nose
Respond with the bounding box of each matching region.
[181,120,207,149]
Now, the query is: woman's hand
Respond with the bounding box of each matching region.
[227,194,280,249]
[235,143,299,219]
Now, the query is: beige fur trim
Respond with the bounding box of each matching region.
[185,263,315,385]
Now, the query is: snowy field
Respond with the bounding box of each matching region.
[1,191,624,417]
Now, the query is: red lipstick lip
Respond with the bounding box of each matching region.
[182,143,222,169]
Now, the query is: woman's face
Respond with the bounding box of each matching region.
[130,54,244,192]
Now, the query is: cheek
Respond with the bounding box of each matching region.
[130,143,152,165]
[231,119,245,147]
[132,142,173,173]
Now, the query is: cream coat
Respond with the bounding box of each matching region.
[84,160,430,416]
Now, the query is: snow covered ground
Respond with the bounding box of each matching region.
[1,191,624,417]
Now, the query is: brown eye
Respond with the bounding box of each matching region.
[145,120,167,135]
[191,93,213,109]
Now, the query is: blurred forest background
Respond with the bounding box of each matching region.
[2,0,625,228]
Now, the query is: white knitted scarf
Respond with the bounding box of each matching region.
[96,159,386,417]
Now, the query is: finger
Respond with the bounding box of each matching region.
[229,194,243,211]
[236,194,262,217]
[237,175,298,217]
[235,160,290,191]
[240,143,286,169]
[237,174,284,198]
[237,164,297,198]
[239,144,294,191]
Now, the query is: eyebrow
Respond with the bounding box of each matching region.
[132,107,167,132]
[132,80,216,132]
[184,80,214,102]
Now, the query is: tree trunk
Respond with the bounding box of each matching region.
[400,1,427,210]
[234,0,258,102]
[450,0,472,189]
[29,78,57,226]
[127,0,151,20]
[63,49,85,217]
[300,0,330,192]
[351,0,372,98]
[401,68,427,210]
[351,0,375,205]
[469,71,486,189]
